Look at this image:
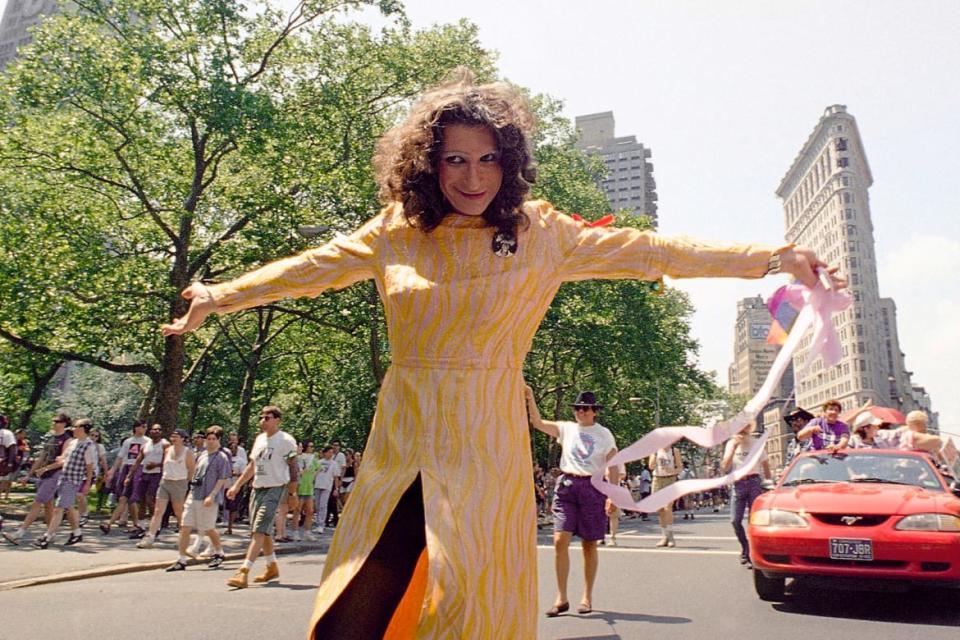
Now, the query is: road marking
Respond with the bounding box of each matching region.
[536,545,741,556]
[612,534,739,541]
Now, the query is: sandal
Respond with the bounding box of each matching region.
[545,602,569,618]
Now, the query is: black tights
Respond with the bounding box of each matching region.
[313,476,426,640]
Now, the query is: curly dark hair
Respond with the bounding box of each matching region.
[373,68,536,237]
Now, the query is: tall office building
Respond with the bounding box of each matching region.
[728,295,796,470]
[575,111,658,226]
[0,0,61,69]
[775,105,936,430]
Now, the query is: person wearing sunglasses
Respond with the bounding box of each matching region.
[525,387,617,617]
[3,412,73,545]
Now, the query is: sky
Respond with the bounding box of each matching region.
[3,1,957,435]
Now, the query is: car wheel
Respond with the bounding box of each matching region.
[753,568,786,602]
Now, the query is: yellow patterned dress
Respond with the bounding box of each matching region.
[207,200,779,639]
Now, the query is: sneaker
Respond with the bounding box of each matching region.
[609,538,618,547]
[254,562,279,583]
[2,529,23,545]
[99,524,111,535]
[227,567,249,588]
[78,516,89,527]
[666,534,676,548]
[65,533,83,546]
[165,560,187,572]
[208,554,225,569]
[128,528,146,540]
[656,537,669,548]
[136,535,155,549]
[739,555,749,565]
[32,536,49,549]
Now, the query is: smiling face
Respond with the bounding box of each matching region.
[437,124,503,217]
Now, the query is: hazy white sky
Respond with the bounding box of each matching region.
[4,1,957,434]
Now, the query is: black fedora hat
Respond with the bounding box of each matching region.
[570,391,603,409]
[783,407,814,425]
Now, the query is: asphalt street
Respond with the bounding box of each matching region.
[2,512,958,639]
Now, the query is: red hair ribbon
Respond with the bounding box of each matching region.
[570,213,615,228]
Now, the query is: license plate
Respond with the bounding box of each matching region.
[829,538,873,561]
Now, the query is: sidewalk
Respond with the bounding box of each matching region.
[0,499,331,590]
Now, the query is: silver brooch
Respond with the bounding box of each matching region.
[492,231,517,257]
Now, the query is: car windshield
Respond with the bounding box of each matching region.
[781,453,943,491]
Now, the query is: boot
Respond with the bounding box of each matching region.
[666,532,676,548]
[254,561,280,583]
[656,536,669,548]
[227,567,249,589]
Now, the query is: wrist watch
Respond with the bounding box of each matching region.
[765,252,783,275]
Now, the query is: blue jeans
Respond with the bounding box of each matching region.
[730,474,763,559]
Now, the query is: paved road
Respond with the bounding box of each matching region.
[2,512,957,639]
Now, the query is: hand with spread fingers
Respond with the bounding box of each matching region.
[160,282,216,336]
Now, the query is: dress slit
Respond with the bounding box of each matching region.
[312,475,427,640]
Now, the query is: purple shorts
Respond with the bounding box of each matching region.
[130,471,161,503]
[112,465,134,498]
[552,474,607,541]
[35,472,62,504]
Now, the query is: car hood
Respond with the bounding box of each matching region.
[766,483,958,515]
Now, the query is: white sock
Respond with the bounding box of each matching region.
[179,555,189,563]
[213,546,223,555]
[265,553,277,565]
[661,527,668,536]
[241,559,254,570]
[72,528,82,536]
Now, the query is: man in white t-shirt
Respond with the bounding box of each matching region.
[312,446,342,534]
[225,405,298,589]
[100,420,149,535]
[525,387,618,618]
[126,424,169,537]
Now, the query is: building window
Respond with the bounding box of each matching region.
[836,137,848,151]
[838,157,850,168]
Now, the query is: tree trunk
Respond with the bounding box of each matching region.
[17,361,62,431]
[137,379,157,422]
[186,357,210,432]
[237,309,273,443]
[153,256,191,428]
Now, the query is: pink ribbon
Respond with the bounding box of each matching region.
[593,274,853,513]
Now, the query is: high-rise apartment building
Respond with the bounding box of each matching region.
[575,111,658,226]
[0,0,61,69]
[775,105,936,430]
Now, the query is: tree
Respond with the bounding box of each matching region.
[0,1,494,430]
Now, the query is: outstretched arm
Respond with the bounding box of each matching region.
[524,385,560,439]
[540,203,843,289]
[162,213,383,336]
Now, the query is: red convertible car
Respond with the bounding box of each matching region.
[748,448,960,601]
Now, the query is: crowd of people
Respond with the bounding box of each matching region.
[0,407,360,587]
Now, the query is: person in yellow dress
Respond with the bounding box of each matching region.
[162,69,837,639]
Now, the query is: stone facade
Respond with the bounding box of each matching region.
[575,111,658,226]
[0,0,62,69]
[775,105,936,430]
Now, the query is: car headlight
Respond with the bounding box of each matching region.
[894,514,960,532]
[750,509,809,528]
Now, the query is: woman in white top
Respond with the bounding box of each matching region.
[525,386,618,618]
[648,444,682,547]
[138,429,195,548]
